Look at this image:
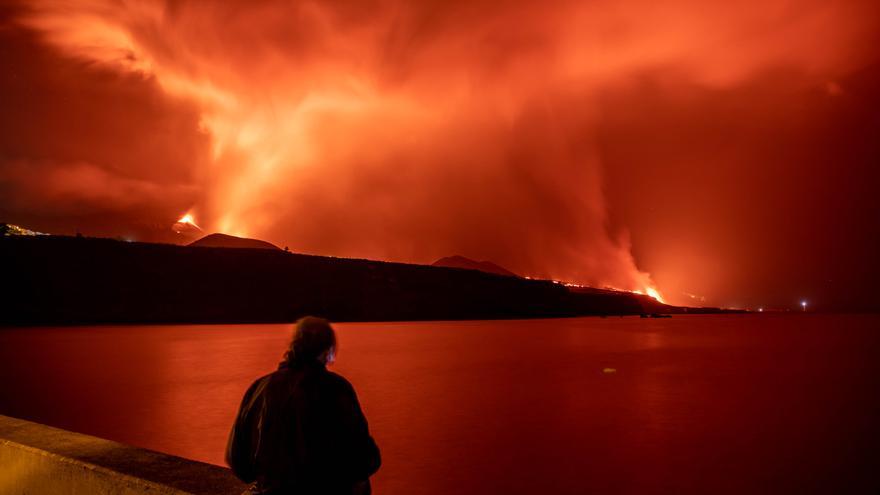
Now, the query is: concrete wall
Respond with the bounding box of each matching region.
[0,414,245,495]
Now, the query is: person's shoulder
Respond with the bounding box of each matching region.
[238,371,275,404]
[248,368,290,390]
[245,371,272,389]
[322,370,356,393]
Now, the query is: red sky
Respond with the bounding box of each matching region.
[1,0,878,310]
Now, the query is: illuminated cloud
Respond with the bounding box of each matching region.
[4,0,878,303]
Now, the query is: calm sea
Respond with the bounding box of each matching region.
[1,315,878,494]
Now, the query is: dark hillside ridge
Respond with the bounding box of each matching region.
[189,233,280,250]
[0,236,735,326]
[432,255,519,278]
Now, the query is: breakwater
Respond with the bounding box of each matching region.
[0,414,243,495]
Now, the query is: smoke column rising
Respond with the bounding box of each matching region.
[14,0,878,296]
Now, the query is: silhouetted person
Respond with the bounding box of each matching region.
[227,317,380,495]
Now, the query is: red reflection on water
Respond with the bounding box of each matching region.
[1,315,878,494]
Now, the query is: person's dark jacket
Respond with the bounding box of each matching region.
[226,360,381,495]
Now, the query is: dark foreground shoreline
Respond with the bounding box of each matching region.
[1,235,736,326]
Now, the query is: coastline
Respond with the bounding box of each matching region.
[1,235,738,326]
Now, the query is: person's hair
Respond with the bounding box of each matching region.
[284,316,336,367]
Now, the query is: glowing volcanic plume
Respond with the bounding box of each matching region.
[172,212,201,235]
[16,0,876,300]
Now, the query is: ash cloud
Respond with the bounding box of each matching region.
[4,0,879,301]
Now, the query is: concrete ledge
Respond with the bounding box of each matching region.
[0,414,245,495]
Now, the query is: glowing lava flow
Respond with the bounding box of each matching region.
[559,279,666,304]
[628,287,667,304]
[172,212,202,234]
[645,287,666,304]
[178,213,198,228]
